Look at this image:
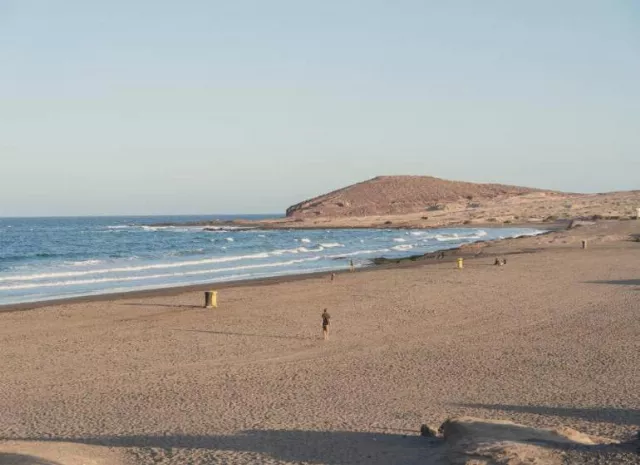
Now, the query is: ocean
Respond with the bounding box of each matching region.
[0,215,544,306]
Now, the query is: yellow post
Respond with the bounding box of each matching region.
[457,258,464,269]
[204,291,218,308]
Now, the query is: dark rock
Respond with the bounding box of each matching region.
[420,424,438,437]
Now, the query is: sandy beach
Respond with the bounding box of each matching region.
[1,221,639,464]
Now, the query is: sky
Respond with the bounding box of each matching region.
[1,1,639,216]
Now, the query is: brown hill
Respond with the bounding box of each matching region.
[286,175,548,218]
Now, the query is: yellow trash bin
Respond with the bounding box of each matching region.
[457,258,464,269]
[204,291,218,308]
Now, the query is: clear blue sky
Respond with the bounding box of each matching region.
[1,1,638,216]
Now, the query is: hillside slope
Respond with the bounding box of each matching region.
[286,175,548,218]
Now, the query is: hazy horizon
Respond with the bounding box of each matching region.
[2,1,638,216]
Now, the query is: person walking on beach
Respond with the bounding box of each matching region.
[322,308,331,340]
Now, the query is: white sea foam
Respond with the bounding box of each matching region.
[300,246,325,253]
[0,257,324,291]
[435,235,460,242]
[270,246,326,255]
[226,237,234,242]
[512,230,544,238]
[392,244,414,251]
[138,225,202,233]
[326,248,391,258]
[0,252,275,282]
[393,238,407,242]
[270,248,299,256]
[300,238,311,243]
[0,242,347,283]
[319,243,343,248]
[66,260,104,267]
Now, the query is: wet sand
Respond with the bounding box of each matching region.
[1,221,639,464]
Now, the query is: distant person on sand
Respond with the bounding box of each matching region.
[322,308,331,340]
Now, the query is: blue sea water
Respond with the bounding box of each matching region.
[0,215,544,306]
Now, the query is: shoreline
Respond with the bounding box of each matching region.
[0,224,560,313]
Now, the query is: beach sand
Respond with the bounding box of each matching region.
[1,221,639,464]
